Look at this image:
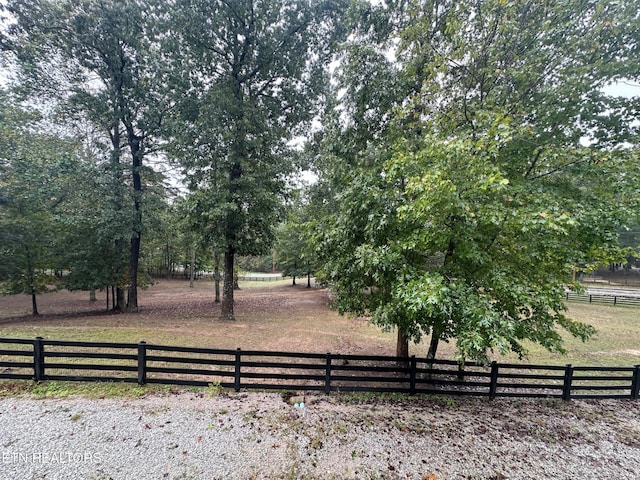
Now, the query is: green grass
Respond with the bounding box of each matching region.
[523,302,640,367]
[431,301,640,367]
[389,300,640,368]
[0,280,395,354]
[238,278,294,288]
[0,326,217,346]
[0,379,168,399]
[1,290,639,399]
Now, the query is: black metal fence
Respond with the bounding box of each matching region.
[1,337,639,401]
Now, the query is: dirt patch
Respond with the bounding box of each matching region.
[0,280,399,356]
[0,280,326,322]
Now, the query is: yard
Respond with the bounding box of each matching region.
[1,278,639,368]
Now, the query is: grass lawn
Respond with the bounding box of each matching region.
[523,302,640,367]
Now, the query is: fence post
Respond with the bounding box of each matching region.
[631,365,640,400]
[324,353,332,394]
[137,341,147,385]
[489,361,499,399]
[33,337,45,382]
[234,348,241,392]
[409,356,417,395]
[562,364,573,401]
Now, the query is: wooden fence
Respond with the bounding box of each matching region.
[1,337,639,401]
[565,291,640,307]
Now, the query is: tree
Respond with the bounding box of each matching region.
[4,0,170,311]
[277,212,316,287]
[312,0,412,357]
[0,93,83,315]
[57,155,143,308]
[167,0,344,319]
[319,0,640,363]
[277,222,306,286]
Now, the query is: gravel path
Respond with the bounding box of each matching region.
[1,391,639,479]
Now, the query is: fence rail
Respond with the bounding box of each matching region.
[565,291,640,307]
[1,337,639,401]
[238,275,289,282]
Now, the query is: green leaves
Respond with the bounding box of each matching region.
[0,95,82,303]
[318,0,638,363]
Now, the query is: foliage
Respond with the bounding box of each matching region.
[237,255,275,274]
[0,93,84,313]
[166,0,346,318]
[276,189,322,285]
[319,0,640,363]
[55,158,132,295]
[4,0,172,310]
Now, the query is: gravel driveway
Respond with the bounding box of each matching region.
[1,391,639,479]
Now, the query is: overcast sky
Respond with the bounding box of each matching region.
[603,80,640,98]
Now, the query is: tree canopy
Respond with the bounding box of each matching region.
[4,0,172,310]
[0,94,88,314]
[167,0,345,318]
[318,0,640,362]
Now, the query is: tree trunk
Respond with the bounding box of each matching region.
[114,237,127,311]
[25,248,38,316]
[89,289,97,302]
[306,261,311,288]
[115,287,126,310]
[124,123,143,312]
[31,290,39,317]
[427,326,440,377]
[233,263,240,290]
[214,252,221,303]
[425,327,441,380]
[220,247,235,319]
[127,233,141,311]
[189,246,196,288]
[427,328,441,363]
[165,242,171,279]
[396,329,409,358]
[292,274,296,286]
[110,122,127,312]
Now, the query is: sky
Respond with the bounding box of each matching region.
[603,80,640,99]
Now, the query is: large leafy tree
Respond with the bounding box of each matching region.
[4,0,170,311]
[56,155,146,307]
[168,0,344,319]
[0,94,84,315]
[320,0,640,362]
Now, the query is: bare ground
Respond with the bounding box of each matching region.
[0,279,399,356]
